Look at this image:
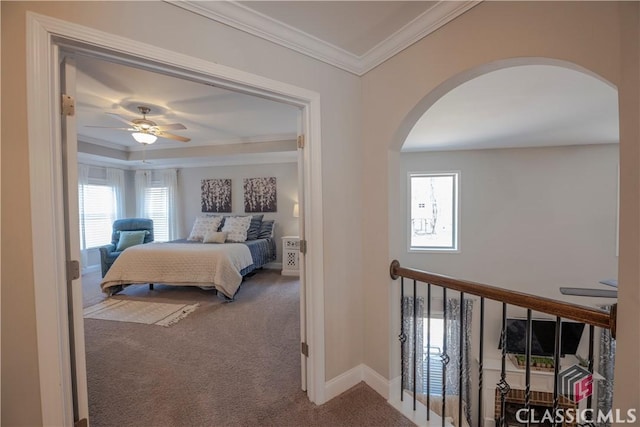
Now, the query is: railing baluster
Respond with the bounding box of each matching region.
[442,288,447,427]
[458,292,465,427]
[400,277,405,402]
[498,303,509,427]
[586,324,595,422]
[478,297,485,427]
[413,279,418,411]
[552,316,561,427]
[525,309,532,427]
[426,283,431,421]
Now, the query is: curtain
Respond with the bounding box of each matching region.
[401,295,473,427]
[444,297,473,425]
[402,296,424,393]
[135,170,151,218]
[597,305,616,427]
[106,167,125,220]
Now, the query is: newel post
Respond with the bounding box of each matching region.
[390,260,400,280]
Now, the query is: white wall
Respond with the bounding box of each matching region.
[401,144,619,366]
[179,162,299,264]
[400,144,619,295]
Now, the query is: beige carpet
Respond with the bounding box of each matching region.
[84,299,199,327]
[82,269,412,426]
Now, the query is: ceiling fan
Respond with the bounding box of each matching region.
[559,279,618,298]
[88,105,190,144]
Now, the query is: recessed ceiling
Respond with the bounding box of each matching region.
[403,65,619,152]
[75,55,299,168]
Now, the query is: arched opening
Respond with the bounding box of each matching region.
[389,58,620,424]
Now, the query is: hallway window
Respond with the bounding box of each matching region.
[409,172,459,251]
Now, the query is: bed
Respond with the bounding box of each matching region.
[100,216,276,299]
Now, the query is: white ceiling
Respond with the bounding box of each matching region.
[75,55,299,168]
[168,0,478,75]
[238,1,437,56]
[403,65,619,152]
[77,4,619,169]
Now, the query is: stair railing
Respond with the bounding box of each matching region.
[390,260,617,427]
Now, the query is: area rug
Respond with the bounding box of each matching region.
[83,299,199,327]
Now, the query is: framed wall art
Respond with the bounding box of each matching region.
[201,178,232,213]
[244,177,277,213]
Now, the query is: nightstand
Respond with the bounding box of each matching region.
[282,236,300,276]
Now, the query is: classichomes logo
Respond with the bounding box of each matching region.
[558,365,593,403]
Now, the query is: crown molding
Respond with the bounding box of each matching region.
[360,1,482,73]
[166,0,480,76]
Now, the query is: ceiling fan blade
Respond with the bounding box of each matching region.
[158,131,190,142]
[106,112,136,126]
[155,123,187,131]
[559,287,618,298]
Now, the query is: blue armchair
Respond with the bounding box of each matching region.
[99,218,154,277]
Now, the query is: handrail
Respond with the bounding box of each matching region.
[390,260,616,338]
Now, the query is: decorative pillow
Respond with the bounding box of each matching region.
[203,231,227,244]
[257,220,275,239]
[188,216,223,241]
[116,230,148,251]
[246,214,264,240]
[205,214,225,231]
[221,216,252,242]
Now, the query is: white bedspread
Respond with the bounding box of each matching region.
[100,242,253,298]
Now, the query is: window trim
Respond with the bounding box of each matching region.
[408,171,460,253]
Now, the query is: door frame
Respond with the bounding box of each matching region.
[26,12,326,426]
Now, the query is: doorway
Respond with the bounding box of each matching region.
[27,13,325,426]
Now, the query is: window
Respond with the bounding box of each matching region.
[424,318,444,396]
[409,172,459,251]
[78,165,124,251]
[78,184,118,249]
[143,186,170,242]
[135,169,180,242]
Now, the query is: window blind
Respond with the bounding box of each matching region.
[78,184,116,249]
[144,186,169,242]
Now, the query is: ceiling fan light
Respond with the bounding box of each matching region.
[132,132,157,144]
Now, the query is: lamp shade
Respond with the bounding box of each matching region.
[132,132,157,144]
[293,203,299,218]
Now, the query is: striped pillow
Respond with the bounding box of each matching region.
[257,220,275,239]
[246,215,264,240]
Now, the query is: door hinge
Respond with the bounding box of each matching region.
[74,418,88,427]
[67,260,80,281]
[299,239,307,255]
[301,342,309,357]
[61,94,75,116]
[297,135,305,149]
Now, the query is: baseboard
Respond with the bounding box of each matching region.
[263,262,282,270]
[361,365,391,400]
[324,364,366,401]
[324,364,393,402]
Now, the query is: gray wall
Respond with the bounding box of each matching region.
[400,143,619,361]
[179,162,299,264]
